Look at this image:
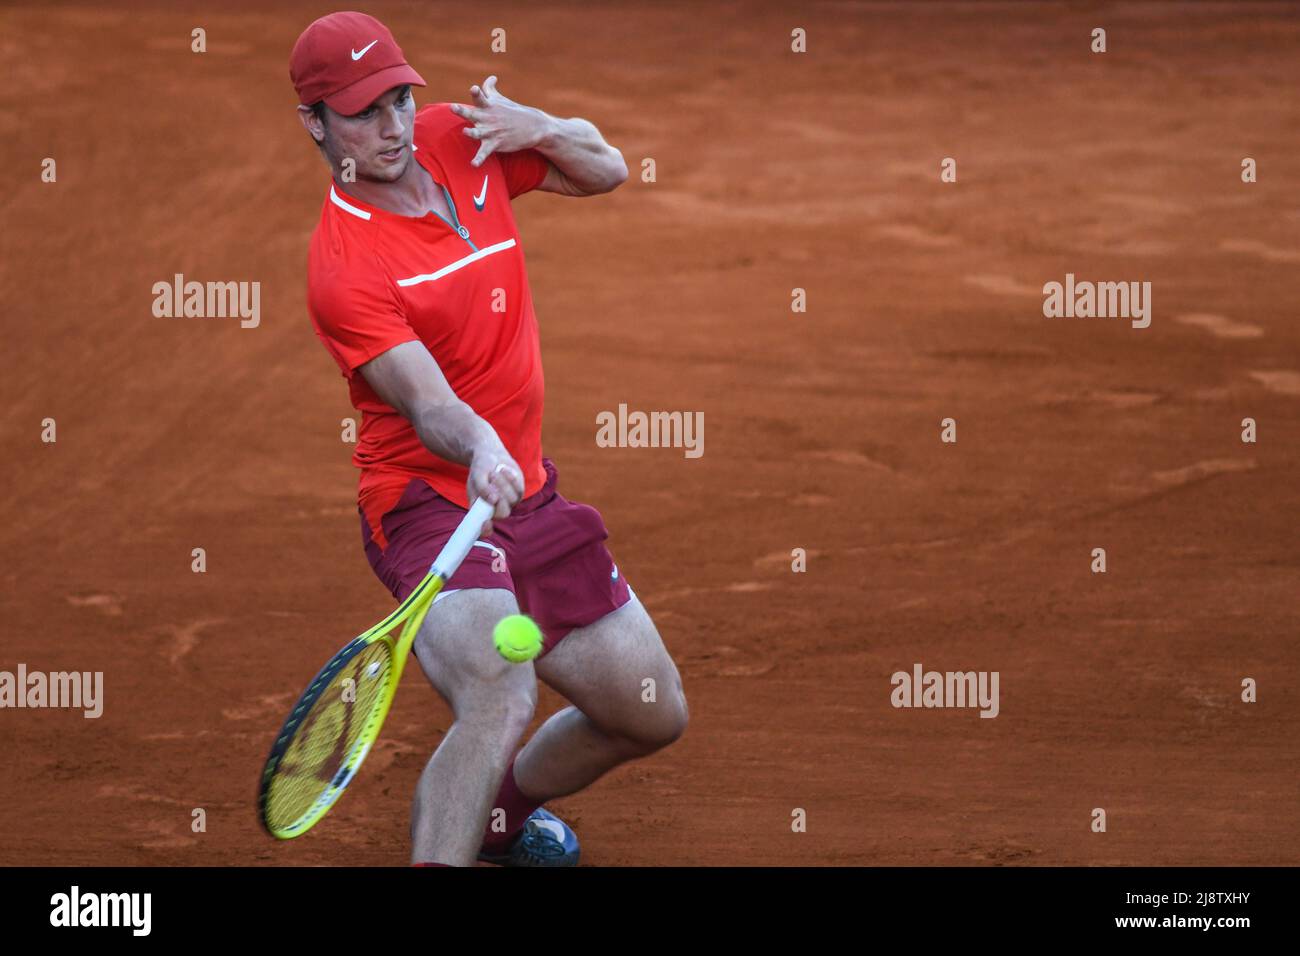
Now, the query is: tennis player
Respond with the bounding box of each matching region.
[289,12,687,866]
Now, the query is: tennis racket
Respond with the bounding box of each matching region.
[258,497,495,839]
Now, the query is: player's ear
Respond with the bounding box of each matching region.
[298,103,327,147]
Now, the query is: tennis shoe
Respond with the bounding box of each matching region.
[478,808,580,867]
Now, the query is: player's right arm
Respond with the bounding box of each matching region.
[308,258,522,524]
[358,341,524,522]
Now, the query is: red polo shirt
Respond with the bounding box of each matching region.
[307,103,551,549]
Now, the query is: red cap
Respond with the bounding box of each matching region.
[289,12,426,116]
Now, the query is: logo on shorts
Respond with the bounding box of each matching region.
[474,540,508,573]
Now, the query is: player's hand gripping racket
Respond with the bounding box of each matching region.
[258,497,495,839]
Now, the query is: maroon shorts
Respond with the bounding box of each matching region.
[361,458,632,657]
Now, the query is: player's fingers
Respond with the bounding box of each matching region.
[461,125,483,140]
[470,83,490,106]
[474,471,501,506]
[507,467,525,499]
[490,463,524,504]
[471,140,495,168]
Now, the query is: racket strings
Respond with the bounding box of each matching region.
[264,641,394,833]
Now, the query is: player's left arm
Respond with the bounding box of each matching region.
[450,75,627,197]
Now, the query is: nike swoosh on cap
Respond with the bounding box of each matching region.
[351,40,378,60]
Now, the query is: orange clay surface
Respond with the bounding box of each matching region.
[2,1,1297,864]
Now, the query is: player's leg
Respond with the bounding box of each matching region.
[488,458,687,807]
[360,479,532,864]
[407,587,536,866]
[518,589,688,800]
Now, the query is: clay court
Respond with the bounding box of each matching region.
[2,1,1297,865]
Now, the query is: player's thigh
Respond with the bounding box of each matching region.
[413,588,537,724]
[533,591,687,748]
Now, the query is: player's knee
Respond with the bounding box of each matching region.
[622,683,688,755]
[459,668,538,739]
[494,680,538,738]
[658,685,689,747]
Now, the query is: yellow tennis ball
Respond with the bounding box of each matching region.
[493,614,543,663]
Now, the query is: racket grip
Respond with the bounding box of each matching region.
[430,497,496,581]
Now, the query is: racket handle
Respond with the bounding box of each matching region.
[430,497,496,581]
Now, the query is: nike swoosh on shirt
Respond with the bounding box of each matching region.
[473,175,489,211]
[351,40,378,60]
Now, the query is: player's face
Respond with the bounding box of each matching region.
[322,85,417,183]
